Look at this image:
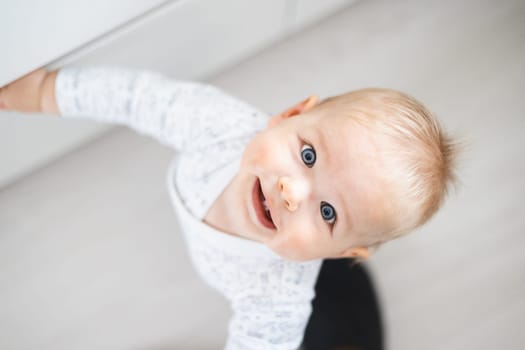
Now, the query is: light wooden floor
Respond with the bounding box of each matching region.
[1,0,524,349]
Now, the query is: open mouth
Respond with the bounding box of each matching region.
[252,178,276,230]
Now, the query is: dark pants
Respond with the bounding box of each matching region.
[301,259,384,350]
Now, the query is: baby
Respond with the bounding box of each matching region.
[0,66,457,349]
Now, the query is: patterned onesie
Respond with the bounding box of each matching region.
[56,66,322,350]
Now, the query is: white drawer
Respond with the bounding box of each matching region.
[1,0,172,87]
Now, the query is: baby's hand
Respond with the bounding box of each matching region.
[0,68,56,114]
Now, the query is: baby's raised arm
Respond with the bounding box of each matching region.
[1,66,267,152]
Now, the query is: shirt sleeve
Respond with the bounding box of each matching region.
[55,66,268,152]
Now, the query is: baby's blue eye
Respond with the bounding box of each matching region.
[301,144,316,167]
[320,201,336,224]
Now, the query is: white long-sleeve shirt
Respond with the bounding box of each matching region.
[55,66,322,349]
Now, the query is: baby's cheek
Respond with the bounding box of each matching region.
[274,225,320,259]
[242,140,275,169]
[251,147,273,165]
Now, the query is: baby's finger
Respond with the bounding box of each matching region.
[0,87,5,109]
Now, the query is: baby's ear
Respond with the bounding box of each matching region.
[268,95,319,128]
[338,246,370,260]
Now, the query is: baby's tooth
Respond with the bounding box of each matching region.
[263,200,268,211]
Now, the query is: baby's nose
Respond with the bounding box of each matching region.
[278,176,309,211]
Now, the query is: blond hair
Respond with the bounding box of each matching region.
[315,88,458,250]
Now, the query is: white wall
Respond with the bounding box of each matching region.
[0,0,354,189]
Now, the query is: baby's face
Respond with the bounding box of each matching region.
[235,109,392,260]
